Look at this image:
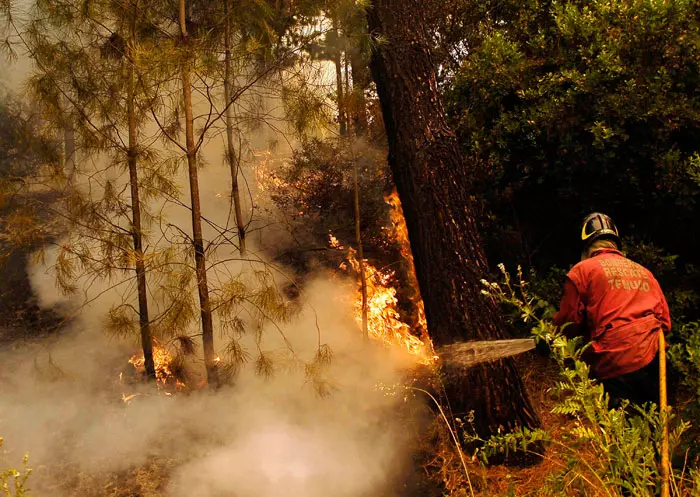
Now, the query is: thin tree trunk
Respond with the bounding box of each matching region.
[332,17,347,137]
[179,0,219,387]
[352,144,368,340]
[63,101,76,179]
[344,47,350,113]
[223,0,246,255]
[367,0,540,442]
[349,48,370,136]
[126,0,155,380]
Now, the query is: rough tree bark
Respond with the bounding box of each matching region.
[367,0,541,439]
[179,0,219,386]
[126,0,155,380]
[223,0,246,256]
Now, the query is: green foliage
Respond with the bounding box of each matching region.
[0,438,33,497]
[620,238,700,324]
[669,320,700,463]
[670,322,700,404]
[475,266,697,496]
[448,0,700,274]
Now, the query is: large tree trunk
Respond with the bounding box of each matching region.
[223,0,246,256]
[367,0,540,439]
[126,0,155,380]
[179,0,219,387]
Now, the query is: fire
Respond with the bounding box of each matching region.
[335,240,436,364]
[126,339,186,394]
[327,233,343,250]
[253,149,288,194]
[385,190,429,339]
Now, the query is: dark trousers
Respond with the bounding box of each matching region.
[601,354,664,410]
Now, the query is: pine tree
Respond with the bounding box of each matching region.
[19,0,184,380]
[222,0,247,256]
[177,0,219,386]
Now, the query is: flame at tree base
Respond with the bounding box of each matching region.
[338,244,436,366]
[333,189,437,366]
[121,339,187,401]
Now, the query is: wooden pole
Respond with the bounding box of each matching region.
[659,331,670,497]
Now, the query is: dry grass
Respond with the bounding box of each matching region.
[36,458,175,497]
[417,352,605,497]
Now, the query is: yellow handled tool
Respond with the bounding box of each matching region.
[659,331,670,497]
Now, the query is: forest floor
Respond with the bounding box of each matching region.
[464,354,581,496]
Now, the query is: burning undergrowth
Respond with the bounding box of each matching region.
[330,189,436,365]
[0,271,420,497]
[0,142,441,496]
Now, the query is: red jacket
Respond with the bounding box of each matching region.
[553,248,671,379]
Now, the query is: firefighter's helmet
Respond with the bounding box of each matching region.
[581,212,620,247]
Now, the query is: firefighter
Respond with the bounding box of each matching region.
[553,212,671,409]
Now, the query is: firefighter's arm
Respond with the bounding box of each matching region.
[553,277,585,337]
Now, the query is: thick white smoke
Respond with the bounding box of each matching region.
[0,129,418,497]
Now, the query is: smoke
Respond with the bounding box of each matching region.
[167,282,410,497]
[0,0,37,94]
[3,260,416,496]
[0,127,419,496]
[0,25,421,490]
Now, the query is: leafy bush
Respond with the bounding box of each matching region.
[266,137,391,259]
[447,0,700,274]
[472,266,697,496]
[0,438,33,497]
[668,321,700,465]
[621,238,700,324]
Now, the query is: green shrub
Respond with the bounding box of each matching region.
[0,438,33,497]
[472,267,697,496]
[668,321,700,465]
[669,322,700,402]
[621,238,700,324]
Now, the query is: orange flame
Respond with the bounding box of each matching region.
[385,190,429,339]
[126,339,186,394]
[253,150,287,194]
[336,235,436,364]
[328,232,344,250]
